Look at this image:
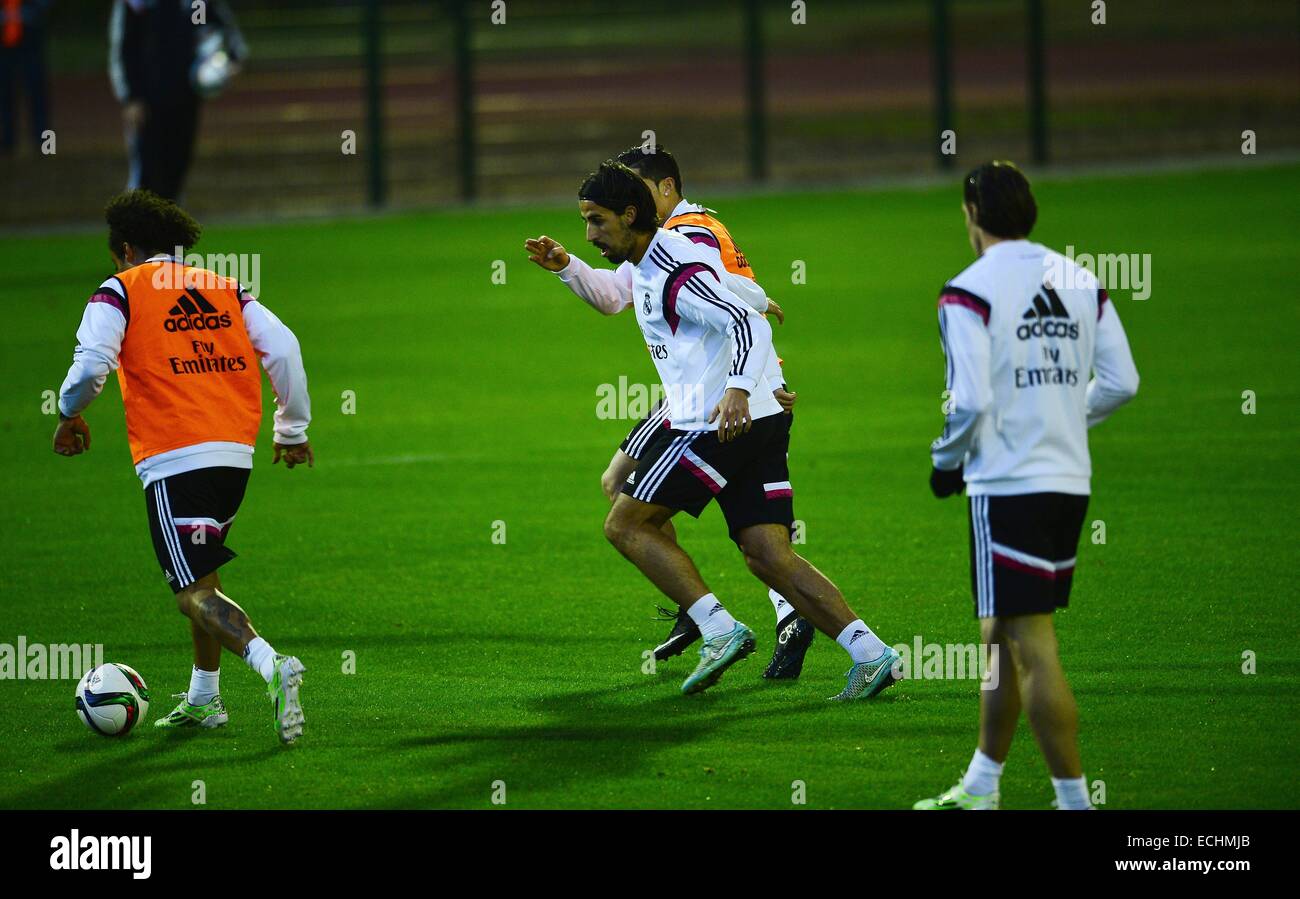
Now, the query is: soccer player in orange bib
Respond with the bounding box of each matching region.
[53,190,312,744]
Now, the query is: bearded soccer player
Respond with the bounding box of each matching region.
[532,145,814,679]
[915,162,1138,809]
[53,190,311,744]
[527,162,899,698]
[613,145,816,677]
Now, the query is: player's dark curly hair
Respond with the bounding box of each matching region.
[963,161,1037,239]
[105,189,202,257]
[615,144,683,196]
[577,161,658,233]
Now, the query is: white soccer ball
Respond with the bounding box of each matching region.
[75,663,150,737]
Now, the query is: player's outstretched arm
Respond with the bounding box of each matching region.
[526,235,633,315]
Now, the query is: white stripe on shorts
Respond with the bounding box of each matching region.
[633,434,688,502]
[989,540,1058,574]
[980,496,994,617]
[158,481,195,586]
[153,482,185,587]
[634,431,700,502]
[972,496,992,617]
[681,447,728,492]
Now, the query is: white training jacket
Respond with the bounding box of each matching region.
[931,239,1139,496]
[559,229,780,431]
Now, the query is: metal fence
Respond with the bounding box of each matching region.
[3,0,1297,226]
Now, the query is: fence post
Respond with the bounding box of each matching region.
[931,0,953,170]
[453,0,477,201]
[363,0,386,207]
[744,0,767,182]
[1026,0,1048,164]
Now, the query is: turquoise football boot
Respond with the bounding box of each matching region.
[829,646,902,701]
[681,622,756,695]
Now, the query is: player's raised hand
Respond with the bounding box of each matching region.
[766,298,785,325]
[709,387,752,443]
[524,236,570,272]
[774,386,797,413]
[52,414,91,456]
[274,441,314,470]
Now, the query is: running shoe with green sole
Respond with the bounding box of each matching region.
[154,693,229,729]
[681,622,756,695]
[828,647,902,701]
[913,784,1000,810]
[268,655,306,743]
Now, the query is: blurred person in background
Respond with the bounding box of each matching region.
[109,0,246,200]
[0,0,51,156]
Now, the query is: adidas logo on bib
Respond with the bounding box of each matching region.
[164,288,232,333]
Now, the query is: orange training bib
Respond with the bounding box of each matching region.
[112,261,262,464]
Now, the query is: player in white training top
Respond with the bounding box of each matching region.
[916,161,1139,811]
[531,144,815,679]
[614,145,816,675]
[525,162,901,699]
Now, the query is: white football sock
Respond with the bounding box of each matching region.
[187,666,220,706]
[769,588,792,622]
[243,636,277,683]
[686,594,737,641]
[961,749,1004,797]
[835,619,887,663]
[1052,775,1092,809]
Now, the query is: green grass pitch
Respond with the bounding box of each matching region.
[1,162,1296,809]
